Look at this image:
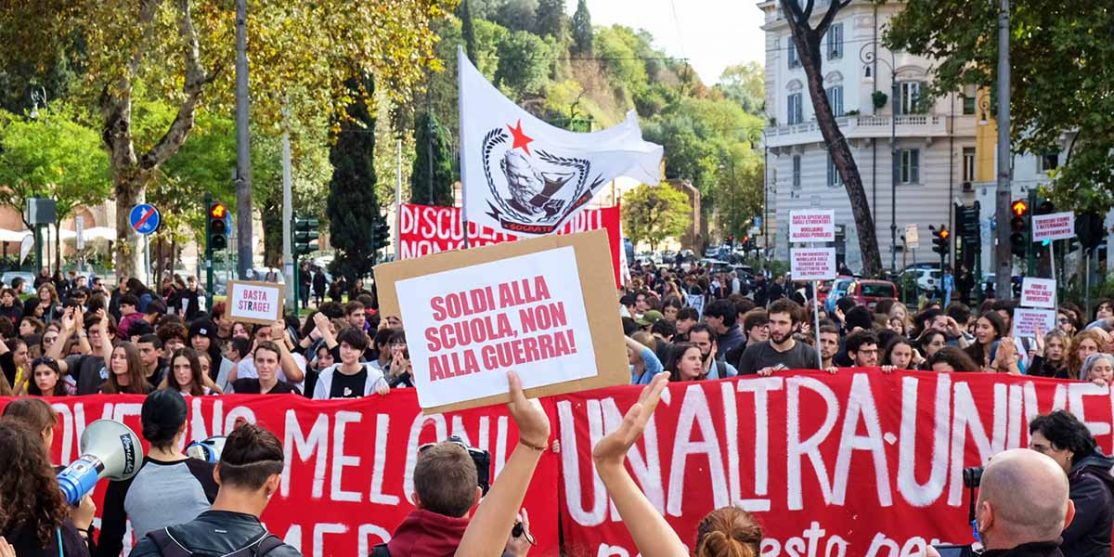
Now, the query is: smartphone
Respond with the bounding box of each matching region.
[934,545,976,557]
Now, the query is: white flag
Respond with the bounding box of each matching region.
[459,48,663,236]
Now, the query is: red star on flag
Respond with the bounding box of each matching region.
[507,119,534,155]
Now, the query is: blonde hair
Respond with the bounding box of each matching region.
[695,507,763,557]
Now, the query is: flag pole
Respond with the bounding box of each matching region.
[457,46,470,249]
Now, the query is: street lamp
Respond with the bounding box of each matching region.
[860,42,900,273]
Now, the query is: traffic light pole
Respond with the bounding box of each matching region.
[994,0,1013,300]
[204,193,214,310]
[291,216,300,313]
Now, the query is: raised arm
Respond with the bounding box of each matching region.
[591,373,688,557]
[455,371,551,557]
[273,320,305,383]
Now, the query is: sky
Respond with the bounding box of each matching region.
[572,0,768,85]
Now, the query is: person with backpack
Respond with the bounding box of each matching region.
[128,423,301,557]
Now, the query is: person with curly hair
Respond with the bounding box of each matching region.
[0,417,91,556]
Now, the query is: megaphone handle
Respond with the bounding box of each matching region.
[57,455,104,506]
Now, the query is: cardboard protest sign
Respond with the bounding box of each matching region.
[789,210,835,243]
[375,229,627,413]
[1020,278,1056,309]
[1012,307,1056,338]
[686,293,705,318]
[791,247,836,281]
[227,280,285,326]
[1032,212,1075,242]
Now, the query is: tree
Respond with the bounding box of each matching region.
[410,111,455,206]
[0,106,111,269]
[496,31,555,97]
[571,0,593,55]
[717,62,766,116]
[779,0,882,276]
[326,77,387,285]
[534,0,566,38]
[0,0,452,277]
[886,0,1114,215]
[622,184,692,251]
[459,0,478,64]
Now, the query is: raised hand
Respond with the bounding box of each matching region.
[592,372,668,468]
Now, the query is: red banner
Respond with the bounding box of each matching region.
[398,203,623,287]
[4,392,559,557]
[10,371,1113,556]
[557,371,1114,556]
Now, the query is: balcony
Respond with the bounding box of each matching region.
[764,114,951,149]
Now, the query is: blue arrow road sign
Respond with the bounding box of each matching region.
[129,204,161,235]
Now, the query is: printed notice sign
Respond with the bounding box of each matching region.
[1032,212,1075,242]
[1012,308,1056,338]
[228,280,285,326]
[789,210,835,243]
[1020,278,1056,309]
[375,229,628,413]
[791,247,837,281]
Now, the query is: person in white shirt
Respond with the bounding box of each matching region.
[311,321,388,400]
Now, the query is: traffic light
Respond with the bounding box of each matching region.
[1077,212,1106,252]
[293,215,320,256]
[1009,199,1029,258]
[371,218,390,258]
[932,225,951,257]
[208,201,228,251]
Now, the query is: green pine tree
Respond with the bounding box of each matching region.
[571,0,593,55]
[459,0,477,64]
[410,111,455,207]
[325,75,387,283]
[534,0,566,38]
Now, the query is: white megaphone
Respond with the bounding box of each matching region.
[185,436,227,464]
[57,420,143,505]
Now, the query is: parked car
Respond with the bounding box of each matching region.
[823,277,854,313]
[845,279,899,312]
[904,268,941,292]
[698,258,732,274]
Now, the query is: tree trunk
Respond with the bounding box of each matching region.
[113,175,145,281]
[781,0,883,277]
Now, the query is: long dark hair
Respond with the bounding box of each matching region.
[663,342,705,382]
[26,357,66,397]
[0,417,68,545]
[103,342,149,395]
[164,348,205,396]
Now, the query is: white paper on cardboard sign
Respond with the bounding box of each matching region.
[394,245,598,409]
[228,281,283,325]
[791,247,837,281]
[789,210,835,243]
[1020,277,1056,309]
[1032,211,1075,242]
[1012,308,1056,338]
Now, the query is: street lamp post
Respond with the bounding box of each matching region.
[861,42,899,273]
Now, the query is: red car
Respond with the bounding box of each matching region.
[845,279,898,311]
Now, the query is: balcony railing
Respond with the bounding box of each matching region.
[764,114,950,147]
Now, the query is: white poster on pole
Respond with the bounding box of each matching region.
[789,210,835,243]
[905,224,919,248]
[791,247,837,281]
[1032,212,1075,242]
[1020,278,1056,309]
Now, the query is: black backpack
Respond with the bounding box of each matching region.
[145,529,284,557]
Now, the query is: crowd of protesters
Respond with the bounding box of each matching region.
[0,260,1111,557]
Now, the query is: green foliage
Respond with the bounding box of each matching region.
[410,111,455,206]
[534,0,567,38]
[0,105,110,225]
[715,62,765,116]
[886,0,1114,214]
[326,77,388,283]
[459,0,478,64]
[622,184,692,251]
[571,0,593,55]
[496,30,555,97]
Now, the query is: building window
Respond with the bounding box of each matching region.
[788,42,801,69]
[827,154,842,188]
[899,149,921,184]
[792,155,802,188]
[1038,151,1060,174]
[898,81,926,115]
[827,23,844,60]
[962,95,976,115]
[826,85,844,117]
[787,93,803,125]
[963,148,976,182]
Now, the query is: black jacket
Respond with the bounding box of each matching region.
[981,541,1063,557]
[3,519,89,557]
[128,511,301,557]
[1063,452,1114,557]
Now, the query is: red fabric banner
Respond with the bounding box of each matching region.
[2,392,559,557]
[8,371,1111,556]
[397,203,623,287]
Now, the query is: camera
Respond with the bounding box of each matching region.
[963,466,983,488]
[447,435,491,495]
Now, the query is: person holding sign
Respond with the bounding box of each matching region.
[310,313,388,399]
